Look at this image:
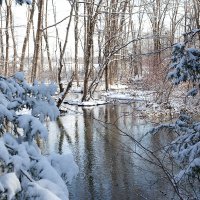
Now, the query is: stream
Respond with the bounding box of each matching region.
[46,98,178,200]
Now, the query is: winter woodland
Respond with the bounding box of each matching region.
[0,0,200,199]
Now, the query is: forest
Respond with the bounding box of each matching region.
[0,0,200,199]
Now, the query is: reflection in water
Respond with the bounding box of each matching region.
[56,118,72,154]
[47,102,178,200]
[83,108,95,200]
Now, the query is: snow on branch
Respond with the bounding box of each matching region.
[0,73,78,200]
[0,0,31,5]
[149,111,200,183]
[168,34,200,96]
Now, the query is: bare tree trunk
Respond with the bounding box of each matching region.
[104,6,110,90]
[97,15,102,67]
[109,0,119,86]
[31,0,44,82]
[169,0,179,45]
[193,0,200,44]
[5,0,11,76]
[51,0,60,81]
[82,0,103,101]
[57,74,74,108]
[0,7,4,75]
[58,1,75,93]
[39,38,44,80]
[74,0,80,87]
[43,0,53,79]
[9,7,17,74]
[118,0,128,82]
[20,0,35,71]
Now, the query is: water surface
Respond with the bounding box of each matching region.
[47,101,177,200]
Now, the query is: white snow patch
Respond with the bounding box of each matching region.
[0,173,21,200]
[48,153,79,184]
[70,87,83,93]
[0,139,10,164]
[14,72,24,81]
[31,157,69,198]
[37,179,67,199]
[102,92,134,100]
[108,93,134,100]
[65,99,107,106]
[25,182,62,200]
[109,84,128,90]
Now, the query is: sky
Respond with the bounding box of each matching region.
[4,1,146,60]
[11,1,80,58]
[2,0,181,61]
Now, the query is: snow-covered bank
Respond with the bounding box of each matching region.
[60,82,200,124]
[64,99,107,106]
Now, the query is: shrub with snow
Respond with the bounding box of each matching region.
[168,31,200,96]
[0,0,32,5]
[150,30,200,198]
[0,73,78,200]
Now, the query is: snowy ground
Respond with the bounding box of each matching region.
[62,82,200,124]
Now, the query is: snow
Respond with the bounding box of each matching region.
[25,182,62,200]
[0,181,4,192]
[95,100,107,105]
[65,99,80,105]
[32,100,60,122]
[0,80,11,94]
[0,104,14,121]
[48,83,58,96]
[0,73,78,199]
[12,155,27,174]
[23,141,41,158]
[12,144,31,173]
[0,173,21,200]
[107,93,134,100]
[81,101,98,106]
[17,114,48,141]
[109,84,128,90]
[0,93,9,106]
[3,133,19,149]
[48,153,79,184]
[14,72,25,82]
[188,157,200,173]
[25,0,32,4]
[70,86,83,93]
[0,139,10,164]
[31,157,69,199]
[37,179,67,199]
[174,170,185,182]
[7,100,22,110]
[152,111,200,183]
[187,88,198,96]
[65,99,107,106]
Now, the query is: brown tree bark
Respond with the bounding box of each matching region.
[20,0,35,71]
[9,7,17,74]
[74,0,80,87]
[43,0,53,79]
[58,1,75,93]
[5,0,10,76]
[0,6,4,75]
[82,0,103,101]
[31,0,44,82]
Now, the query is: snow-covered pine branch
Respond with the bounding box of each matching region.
[150,113,200,182]
[0,73,78,200]
[168,35,200,96]
[0,0,31,5]
[149,31,200,196]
